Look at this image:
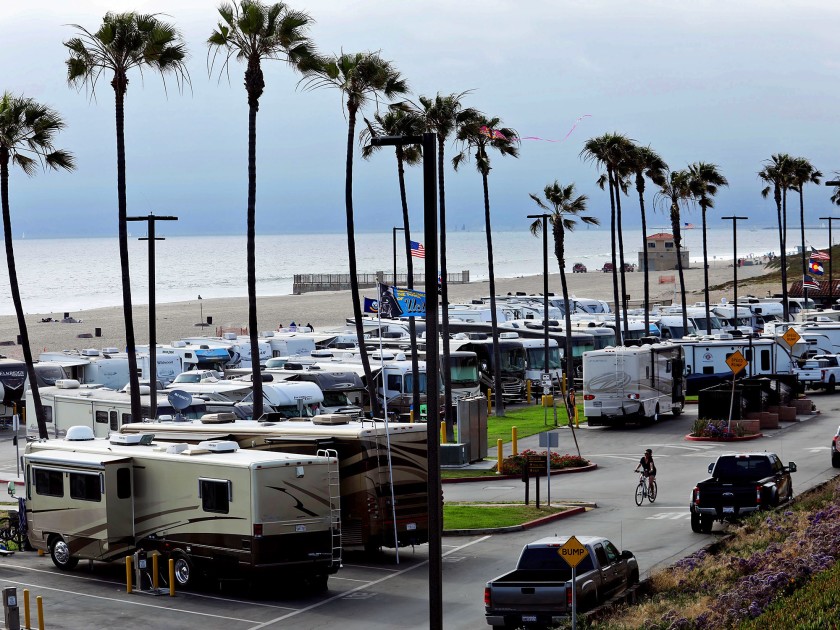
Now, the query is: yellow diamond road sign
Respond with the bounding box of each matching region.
[782,327,801,347]
[558,535,589,568]
[726,350,747,374]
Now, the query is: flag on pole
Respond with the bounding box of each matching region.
[363,297,379,314]
[410,241,425,259]
[684,222,695,229]
[803,275,819,290]
[809,259,825,276]
[810,247,830,261]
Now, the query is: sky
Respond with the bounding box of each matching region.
[2,0,840,239]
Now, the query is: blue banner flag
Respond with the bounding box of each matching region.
[363,297,379,314]
[378,283,426,318]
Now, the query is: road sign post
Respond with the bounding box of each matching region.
[725,350,747,431]
[558,536,589,630]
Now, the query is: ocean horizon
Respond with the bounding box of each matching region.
[0,227,826,317]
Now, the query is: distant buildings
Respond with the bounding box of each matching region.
[639,232,690,271]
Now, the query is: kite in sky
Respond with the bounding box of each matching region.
[520,114,592,143]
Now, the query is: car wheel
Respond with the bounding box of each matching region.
[828,376,836,394]
[172,551,195,588]
[832,452,840,468]
[690,511,702,533]
[700,515,714,534]
[50,536,79,571]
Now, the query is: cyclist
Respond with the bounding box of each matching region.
[635,448,657,492]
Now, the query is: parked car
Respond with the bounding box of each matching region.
[832,425,840,468]
[602,262,614,273]
[622,263,636,272]
[572,263,587,273]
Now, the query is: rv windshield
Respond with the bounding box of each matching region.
[499,348,527,374]
[526,347,561,371]
[449,356,479,385]
[403,373,428,394]
[323,391,353,407]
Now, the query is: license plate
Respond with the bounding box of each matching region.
[522,616,537,623]
[296,525,307,532]
[407,523,417,531]
[593,401,602,407]
[723,506,734,514]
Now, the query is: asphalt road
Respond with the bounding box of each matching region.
[0,397,837,629]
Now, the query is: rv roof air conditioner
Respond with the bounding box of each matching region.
[310,350,334,358]
[171,340,187,348]
[222,332,237,340]
[66,425,95,441]
[109,433,154,446]
[313,414,350,426]
[499,332,519,339]
[200,412,237,424]
[467,332,488,340]
[196,440,239,453]
[102,347,119,354]
[81,349,100,357]
[55,379,80,389]
[166,443,189,454]
[285,362,304,370]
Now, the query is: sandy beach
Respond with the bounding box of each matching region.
[0,261,775,362]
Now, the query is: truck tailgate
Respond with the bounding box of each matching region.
[489,582,568,611]
[701,484,757,514]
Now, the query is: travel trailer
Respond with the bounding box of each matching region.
[268,367,365,417]
[582,342,686,426]
[121,416,428,552]
[24,427,341,589]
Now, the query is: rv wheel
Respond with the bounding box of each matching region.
[172,552,194,588]
[672,401,684,417]
[49,536,79,571]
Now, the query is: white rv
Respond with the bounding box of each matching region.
[39,349,184,389]
[582,342,686,426]
[23,427,341,589]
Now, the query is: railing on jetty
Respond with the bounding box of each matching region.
[293,271,470,295]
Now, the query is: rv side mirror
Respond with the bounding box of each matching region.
[787,462,797,473]
[6,481,14,498]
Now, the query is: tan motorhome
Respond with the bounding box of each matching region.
[121,415,428,552]
[24,427,341,590]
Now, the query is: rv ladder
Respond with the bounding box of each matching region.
[318,448,342,568]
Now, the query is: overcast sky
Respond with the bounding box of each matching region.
[2,0,840,238]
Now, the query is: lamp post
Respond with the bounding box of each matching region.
[527,214,551,390]
[721,216,748,329]
[127,213,178,420]
[392,226,405,285]
[819,216,838,306]
[371,132,441,630]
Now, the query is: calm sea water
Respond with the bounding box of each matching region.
[0,227,823,316]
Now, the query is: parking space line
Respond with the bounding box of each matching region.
[341,563,401,572]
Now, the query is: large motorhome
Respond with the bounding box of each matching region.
[449,333,527,401]
[518,337,562,386]
[121,416,428,552]
[582,342,686,426]
[24,427,341,589]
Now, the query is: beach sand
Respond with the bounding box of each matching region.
[0,261,774,361]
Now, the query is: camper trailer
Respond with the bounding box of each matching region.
[583,342,686,426]
[120,416,428,552]
[23,428,341,589]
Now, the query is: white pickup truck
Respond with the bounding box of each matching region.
[794,354,840,393]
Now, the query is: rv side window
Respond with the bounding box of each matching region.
[44,406,53,424]
[70,472,102,502]
[34,468,63,497]
[95,411,108,424]
[387,374,402,392]
[761,350,771,371]
[745,350,752,361]
[110,411,118,431]
[199,478,231,514]
[666,360,672,374]
[117,468,131,499]
[122,413,131,426]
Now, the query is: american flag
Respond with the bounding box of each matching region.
[410,241,425,259]
[803,275,819,290]
[684,222,695,229]
[810,247,830,261]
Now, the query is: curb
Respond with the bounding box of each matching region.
[442,463,598,484]
[684,433,763,442]
[443,505,588,536]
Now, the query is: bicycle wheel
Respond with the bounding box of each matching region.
[648,480,657,503]
[635,482,646,506]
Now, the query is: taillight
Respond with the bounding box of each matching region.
[583,394,595,401]
[693,486,700,505]
[567,587,573,607]
[254,523,263,537]
[756,485,762,504]
[484,587,491,607]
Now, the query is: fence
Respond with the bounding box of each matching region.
[293,271,470,294]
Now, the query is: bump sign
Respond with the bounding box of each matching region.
[725,350,747,375]
[558,535,589,568]
[782,327,801,347]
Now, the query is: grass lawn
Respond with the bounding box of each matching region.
[483,403,585,445]
[443,503,568,530]
[441,468,497,479]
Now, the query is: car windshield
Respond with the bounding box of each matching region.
[173,373,200,383]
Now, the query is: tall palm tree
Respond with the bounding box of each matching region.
[409,92,479,438]
[581,133,634,342]
[361,107,423,421]
[208,1,317,419]
[687,162,729,334]
[759,154,794,321]
[528,182,598,387]
[65,12,189,423]
[453,113,519,417]
[303,51,408,417]
[0,94,74,439]
[656,169,692,335]
[626,144,668,335]
[790,157,822,304]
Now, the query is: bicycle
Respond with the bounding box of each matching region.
[635,472,657,505]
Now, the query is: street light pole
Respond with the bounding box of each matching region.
[527,214,551,388]
[128,213,177,420]
[721,216,748,328]
[819,216,837,306]
[392,226,405,285]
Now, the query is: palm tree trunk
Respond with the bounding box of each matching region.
[345,106,379,417]
[482,170,505,417]
[0,152,48,439]
[113,82,141,423]
[607,169,621,343]
[555,222,574,389]
[395,147,421,425]
[615,174,629,337]
[671,206,688,334]
[246,99,263,419]
[636,175,650,335]
[438,138,454,440]
[702,205,711,334]
[777,185,789,321]
[799,188,807,306]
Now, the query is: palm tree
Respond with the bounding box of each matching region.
[208,1,317,419]
[303,51,408,417]
[656,169,692,335]
[626,145,668,335]
[65,12,189,423]
[528,182,598,386]
[687,162,729,334]
[759,154,795,321]
[409,92,479,438]
[790,157,822,304]
[0,94,74,439]
[361,107,423,422]
[454,113,519,416]
[581,133,634,342]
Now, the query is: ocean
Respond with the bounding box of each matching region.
[0,227,823,317]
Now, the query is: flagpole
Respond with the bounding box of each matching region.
[377,281,400,564]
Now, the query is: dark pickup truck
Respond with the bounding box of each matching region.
[484,536,638,628]
[689,452,796,533]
